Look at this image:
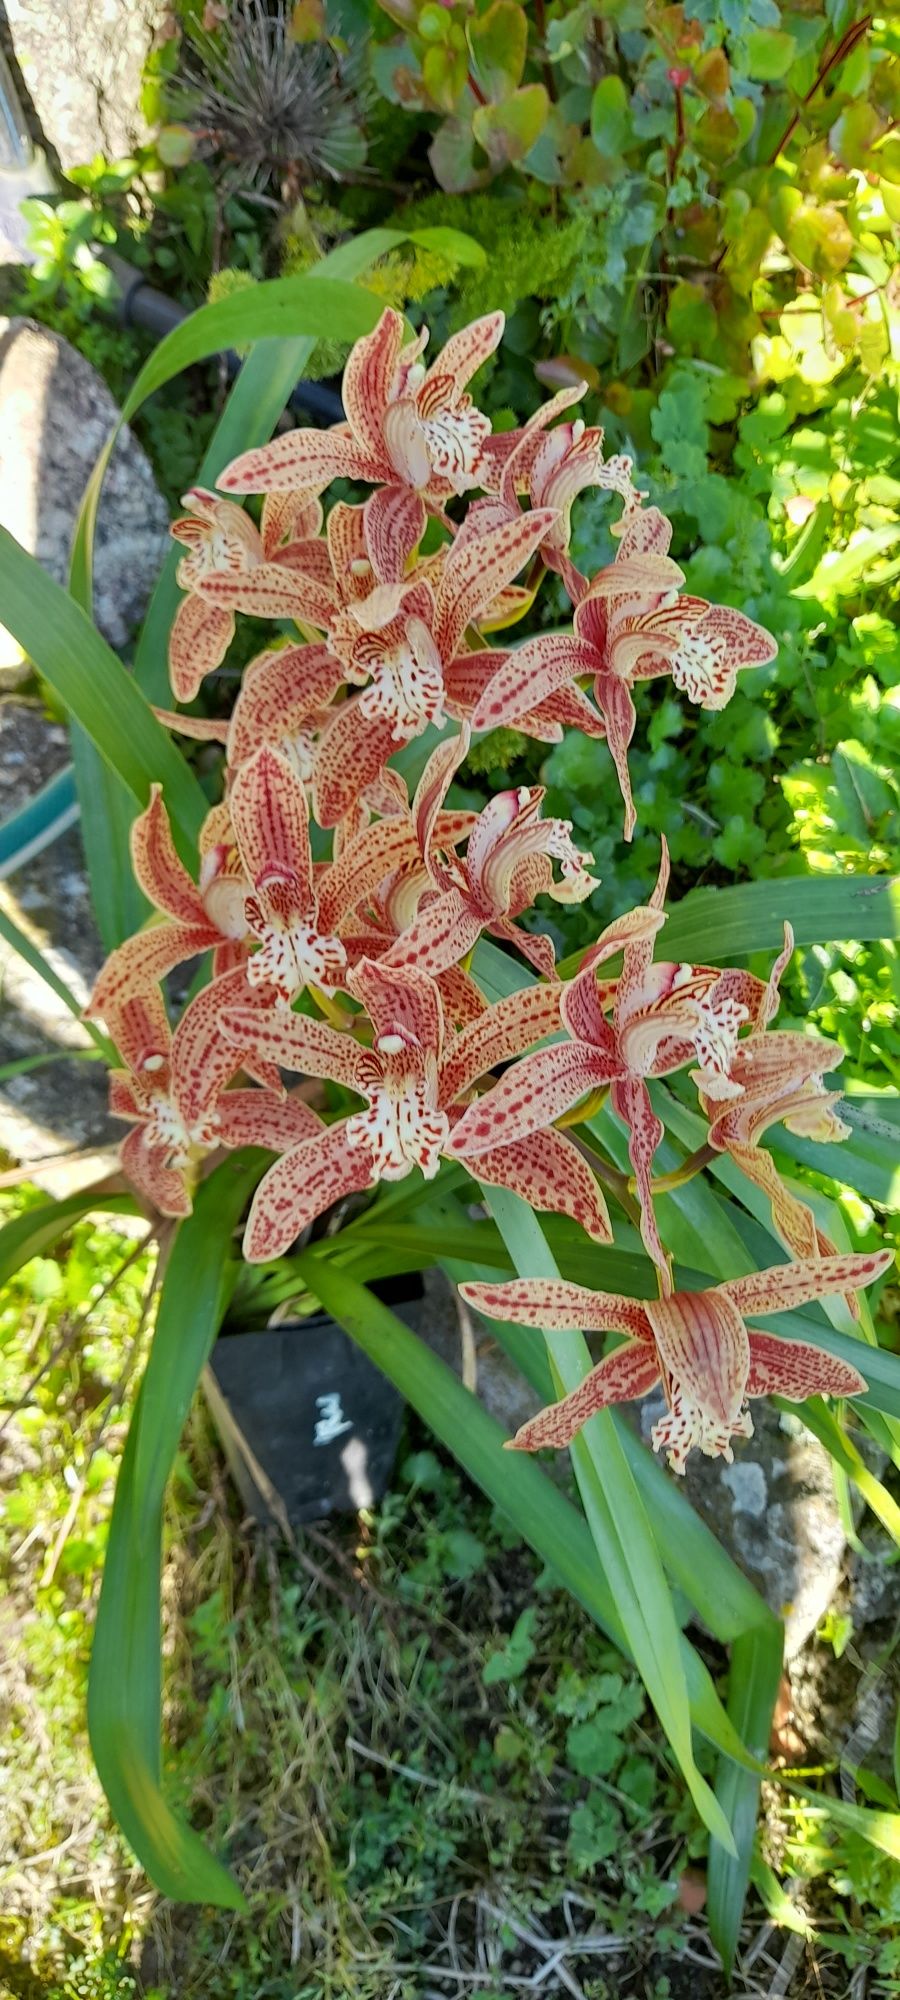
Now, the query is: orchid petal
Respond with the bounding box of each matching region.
[508,1344,662,1451]
[471,634,596,733]
[745,1328,868,1402]
[436,511,558,663]
[317,816,420,934]
[592,671,637,840]
[219,427,382,497]
[448,1042,616,1157]
[439,983,563,1106]
[219,1003,374,1093]
[646,1288,750,1429]
[460,1277,653,1336]
[428,312,504,391]
[104,988,171,1078]
[348,957,444,1062]
[260,489,323,556]
[243,1122,378,1262]
[214,1087,322,1152]
[89,923,217,1018]
[120,1126,191,1219]
[474,1127,612,1243]
[313,702,402,829]
[197,561,334,628]
[168,593,234,703]
[720,1250,893,1317]
[228,643,341,766]
[344,308,406,457]
[383,891,482,980]
[364,486,427,584]
[229,745,313,910]
[610,1075,670,1294]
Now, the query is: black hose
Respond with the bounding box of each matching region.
[104,252,345,425]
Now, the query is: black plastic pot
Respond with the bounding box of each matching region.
[204,1276,423,1527]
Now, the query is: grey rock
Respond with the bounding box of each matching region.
[3,0,165,173]
[420,1268,545,1441]
[637,1392,846,1659]
[0,315,169,682]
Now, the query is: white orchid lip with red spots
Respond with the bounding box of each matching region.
[461,1249,891,1471]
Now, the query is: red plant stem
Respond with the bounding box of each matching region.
[767,13,873,165]
[468,68,487,107]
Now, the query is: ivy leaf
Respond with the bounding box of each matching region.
[743,28,797,80]
[591,75,631,158]
[472,85,550,167]
[483,1606,538,1684]
[467,0,527,99]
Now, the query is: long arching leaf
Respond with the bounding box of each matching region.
[88,1153,263,1905]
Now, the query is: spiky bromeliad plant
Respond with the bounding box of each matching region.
[1,235,899,1963]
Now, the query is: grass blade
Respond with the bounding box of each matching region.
[88,1153,262,1905]
[707,1620,784,1972]
[0,1189,139,1290]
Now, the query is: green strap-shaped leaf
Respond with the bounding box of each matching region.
[88,1153,263,1906]
[707,1621,784,1972]
[556,873,900,979]
[0,1189,139,1291]
[0,525,208,851]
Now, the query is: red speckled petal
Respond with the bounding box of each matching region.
[228,642,341,765]
[260,489,323,556]
[474,1126,611,1243]
[437,964,487,1028]
[508,1343,662,1451]
[229,745,314,911]
[197,561,334,629]
[343,309,405,459]
[317,815,419,933]
[745,1328,867,1402]
[720,1249,893,1317]
[214,1087,322,1152]
[131,786,207,927]
[471,633,596,732]
[610,1074,670,1294]
[218,427,382,496]
[168,592,234,703]
[383,890,483,979]
[449,1040,615,1157]
[243,1121,378,1262]
[89,923,216,1019]
[428,312,504,391]
[646,1288,750,1429]
[349,955,445,1058]
[460,1277,653,1336]
[313,701,400,829]
[120,1126,191,1219]
[364,486,427,584]
[436,511,557,663]
[152,706,230,743]
[592,670,637,841]
[440,982,563,1106]
[219,1002,374,1093]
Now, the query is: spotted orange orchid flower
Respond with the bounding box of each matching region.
[168,486,323,702]
[381,725,597,982]
[218,308,505,513]
[482,383,646,603]
[462,1249,891,1472]
[105,974,319,1218]
[449,842,779,1291]
[696,921,854,1274]
[470,507,778,838]
[218,961,612,1261]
